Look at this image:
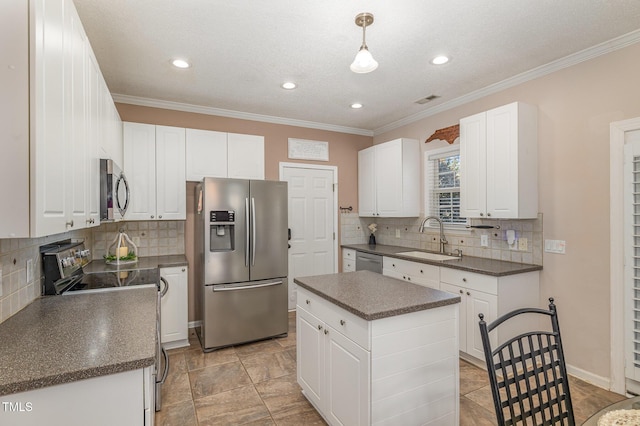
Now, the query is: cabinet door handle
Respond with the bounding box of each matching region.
[151,215,155,219]
[306,299,310,305]
[317,325,323,330]
[392,264,396,267]
[462,278,467,282]
[66,220,74,228]
[479,213,484,217]
[487,213,491,217]
[420,270,423,274]
[340,320,346,326]
[324,329,329,335]
[182,268,185,272]
[466,291,471,296]
[459,290,464,294]
[159,215,163,219]
[407,277,411,281]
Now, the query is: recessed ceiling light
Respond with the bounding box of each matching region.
[281,82,297,90]
[431,55,449,65]
[172,59,191,69]
[351,103,363,109]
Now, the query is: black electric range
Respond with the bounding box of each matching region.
[41,240,160,295]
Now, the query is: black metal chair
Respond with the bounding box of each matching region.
[478,298,575,426]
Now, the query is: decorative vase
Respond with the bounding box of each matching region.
[369,234,376,245]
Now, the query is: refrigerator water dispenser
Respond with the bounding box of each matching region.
[209,210,235,252]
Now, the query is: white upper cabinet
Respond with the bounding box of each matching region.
[185,130,265,181]
[1,0,120,237]
[156,126,187,220]
[358,138,420,217]
[227,133,265,180]
[185,129,227,180]
[0,0,29,237]
[124,123,186,220]
[460,102,538,219]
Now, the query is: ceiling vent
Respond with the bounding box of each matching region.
[415,95,440,105]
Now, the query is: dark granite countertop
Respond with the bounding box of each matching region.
[294,270,460,321]
[83,254,188,274]
[342,244,542,277]
[0,287,157,396]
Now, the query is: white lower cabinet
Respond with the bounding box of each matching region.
[382,256,440,289]
[342,248,356,272]
[160,266,189,349]
[0,367,153,426]
[297,298,370,426]
[297,286,459,425]
[440,268,539,361]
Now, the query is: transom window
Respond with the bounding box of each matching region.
[425,147,467,227]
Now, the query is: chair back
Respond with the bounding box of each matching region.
[478,298,575,426]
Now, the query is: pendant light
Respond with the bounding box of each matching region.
[350,13,378,74]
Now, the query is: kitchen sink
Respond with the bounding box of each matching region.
[397,251,460,261]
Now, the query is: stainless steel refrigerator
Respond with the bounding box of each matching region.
[194,177,288,351]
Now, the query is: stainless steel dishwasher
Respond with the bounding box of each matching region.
[355,252,383,273]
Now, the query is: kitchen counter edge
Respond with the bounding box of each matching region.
[0,288,157,397]
[342,244,542,277]
[295,271,461,321]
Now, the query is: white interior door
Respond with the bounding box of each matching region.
[281,163,337,310]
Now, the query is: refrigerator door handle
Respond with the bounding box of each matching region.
[214,280,283,291]
[245,198,250,267]
[251,197,256,266]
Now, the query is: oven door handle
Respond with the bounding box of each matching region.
[159,277,169,298]
[156,347,169,385]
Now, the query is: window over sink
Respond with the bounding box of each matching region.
[424,146,468,228]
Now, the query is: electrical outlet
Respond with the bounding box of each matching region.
[26,259,33,283]
[395,228,401,238]
[518,237,528,251]
[481,234,489,247]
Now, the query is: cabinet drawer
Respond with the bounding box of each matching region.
[343,248,356,261]
[324,302,370,350]
[440,268,497,295]
[297,287,331,320]
[297,287,370,350]
[343,259,355,272]
[383,257,439,281]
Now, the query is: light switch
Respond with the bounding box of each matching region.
[481,234,489,247]
[544,239,566,254]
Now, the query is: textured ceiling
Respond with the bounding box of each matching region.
[73,0,640,134]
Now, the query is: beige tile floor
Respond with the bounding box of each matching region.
[157,312,626,425]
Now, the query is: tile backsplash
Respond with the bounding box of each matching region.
[92,221,186,259]
[340,212,543,265]
[0,220,185,325]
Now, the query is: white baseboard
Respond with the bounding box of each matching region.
[188,320,202,329]
[566,363,612,391]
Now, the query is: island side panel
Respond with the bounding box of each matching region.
[370,303,460,425]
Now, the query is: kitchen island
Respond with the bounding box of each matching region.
[0,287,157,425]
[294,270,461,426]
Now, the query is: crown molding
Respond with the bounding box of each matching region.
[111,94,374,137]
[373,29,640,136]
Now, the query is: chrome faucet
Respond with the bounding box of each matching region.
[419,216,448,254]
